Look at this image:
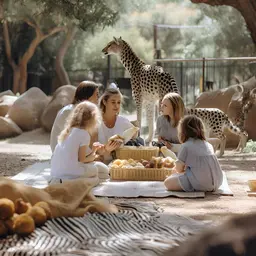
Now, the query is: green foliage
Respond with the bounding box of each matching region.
[244,140,256,153]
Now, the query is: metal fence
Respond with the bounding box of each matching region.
[1,57,256,108]
[155,57,256,106]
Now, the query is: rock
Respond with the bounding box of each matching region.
[0,90,15,98]
[0,95,17,117]
[195,76,256,147]
[40,85,76,132]
[0,116,22,139]
[195,76,256,112]
[7,87,49,131]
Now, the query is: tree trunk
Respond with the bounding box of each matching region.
[12,68,21,94]
[18,21,65,93]
[19,61,28,94]
[55,26,77,87]
[191,0,256,45]
[2,16,65,93]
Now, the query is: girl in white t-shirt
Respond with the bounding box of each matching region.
[51,101,109,184]
[97,87,137,163]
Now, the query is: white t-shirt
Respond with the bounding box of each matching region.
[50,104,74,152]
[51,127,91,179]
[98,115,133,162]
[98,115,133,144]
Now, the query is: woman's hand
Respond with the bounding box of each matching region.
[105,140,122,152]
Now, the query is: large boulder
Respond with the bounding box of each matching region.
[0,116,22,139]
[195,76,256,147]
[0,90,15,98]
[195,76,256,112]
[228,87,256,141]
[7,87,49,131]
[40,85,76,132]
[0,95,17,116]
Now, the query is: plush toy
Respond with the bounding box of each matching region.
[0,198,51,237]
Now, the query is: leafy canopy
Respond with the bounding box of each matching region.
[8,0,119,30]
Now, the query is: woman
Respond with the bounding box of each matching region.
[97,87,137,163]
[50,81,99,152]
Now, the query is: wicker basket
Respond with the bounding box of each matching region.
[110,167,172,181]
[114,146,159,161]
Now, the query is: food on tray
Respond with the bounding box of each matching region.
[110,156,175,169]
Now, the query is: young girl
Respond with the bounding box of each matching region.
[51,101,109,184]
[155,92,220,153]
[164,115,223,192]
[97,87,138,163]
[155,92,185,152]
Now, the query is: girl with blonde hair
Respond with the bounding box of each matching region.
[51,101,109,184]
[155,92,185,152]
[164,115,223,192]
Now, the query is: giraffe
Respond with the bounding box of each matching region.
[102,37,178,143]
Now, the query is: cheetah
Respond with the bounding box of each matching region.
[187,108,248,157]
[102,36,178,143]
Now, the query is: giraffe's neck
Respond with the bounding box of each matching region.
[120,41,144,76]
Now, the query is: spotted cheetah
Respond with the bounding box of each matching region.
[102,36,178,143]
[187,108,248,157]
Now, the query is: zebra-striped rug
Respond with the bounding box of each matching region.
[0,202,208,256]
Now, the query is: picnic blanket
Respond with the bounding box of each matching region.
[12,161,233,197]
[0,201,208,256]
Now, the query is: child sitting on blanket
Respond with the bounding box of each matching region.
[51,101,109,183]
[164,115,223,192]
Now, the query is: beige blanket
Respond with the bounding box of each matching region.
[0,177,118,218]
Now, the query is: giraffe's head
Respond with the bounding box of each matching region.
[102,37,124,56]
[228,84,256,127]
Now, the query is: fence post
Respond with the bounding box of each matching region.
[202,57,205,92]
[180,62,183,97]
[107,55,111,87]
[153,24,157,59]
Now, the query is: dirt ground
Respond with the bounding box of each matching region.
[1,128,256,225]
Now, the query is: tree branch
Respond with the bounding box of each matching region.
[191,0,238,8]
[41,26,66,41]
[190,0,256,44]
[24,18,43,37]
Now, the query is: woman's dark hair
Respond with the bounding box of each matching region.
[178,115,206,143]
[72,81,99,104]
[99,88,122,113]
